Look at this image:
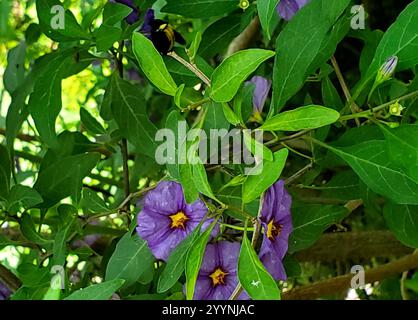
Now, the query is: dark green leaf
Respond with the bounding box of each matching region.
[65,279,125,300]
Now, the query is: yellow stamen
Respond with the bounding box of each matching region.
[209,268,228,287]
[169,211,189,229]
[266,219,283,241]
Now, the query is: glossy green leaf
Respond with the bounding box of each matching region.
[211,49,275,102]
[102,2,132,25]
[132,32,178,96]
[243,148,288,203]
[4,42,26,94]
[65,279,125,300]
[105,232,154,287]
[261,105,340,132]
[238,233,281,300]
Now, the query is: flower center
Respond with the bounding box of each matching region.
[209,268,228,287]
[267,219,283,241]
[169,211,189,229]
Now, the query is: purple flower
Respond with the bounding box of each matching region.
[194,241,248,300]
[259,180,292,281]
[136,181,216,261]
[112,0,140,24]
[277,0,310,21]
[246,76,271,114]
[140,9,155,39]
[0,282,11,300]
[379,56,398,81]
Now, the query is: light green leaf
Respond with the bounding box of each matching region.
[262,105,340,132]
[243,148,288,203]
[132,32,178,96]
[211,49,275,102]
[238,233,281,300]
[65,279,125,300]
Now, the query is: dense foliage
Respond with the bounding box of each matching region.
[1,0,418,300]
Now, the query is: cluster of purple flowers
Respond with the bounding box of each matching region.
[111,0,140,24]
[136,180,292,300]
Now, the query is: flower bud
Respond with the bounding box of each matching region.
[377,56,398,83]
[239,0,250,10]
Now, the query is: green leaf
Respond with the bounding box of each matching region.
[80,108,106,135]
[20,213,53,248]
[102,2,132,25]
[34,153,100,208]
[164,110,187,180]
[243,130,273,162]
[132,32,178,96]
[174,84,185,109]
[95,24,121,52]
[105,232,154,287]
[185,221,217,300]
[242,148,288,203]
[179,164,200,204]
[380,124,418,182]
[198,14,242,58]
[36,0,91,42]
[272,0,351,112]
[238,233,281,300]
[7,185,43,212]
[211,49,275,102]
[289,204,349,253]
[221,103,241,125]
[191,160,219,202]
[52,216,75,266]
[162,0,239,18]
[261,105,340,132]
[321,76,344,110]
[257,0,280,40]
[111,75,158,158]
[359,1,418,96]
[384,203,418,248]
[322,140,418,205]
[65,279,125,300]
[187,31,202,62]
[80,188,109,213]
[157,227,201,293]
[4,42,26,94]
[0,144,11,200]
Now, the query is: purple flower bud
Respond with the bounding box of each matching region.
[259,180,293,281]
[194,241,249,300]
[136,181,219,261]
[379,56,398,80]
[276,0,310,21]
[245,76,271,114]
[140,9,155,39]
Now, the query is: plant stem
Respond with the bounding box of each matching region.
[168,51,211,87]
[340,90,418,121]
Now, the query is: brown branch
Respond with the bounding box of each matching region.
[226,17,261,57]
[295,231,413,263]
[0,264,21,292]
[283,250,418,300]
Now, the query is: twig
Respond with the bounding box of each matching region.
[283,251,418,300]
[285,162,313,185]
[226,17,261,57]
[0,264,21,292]
[167,51,211,87]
